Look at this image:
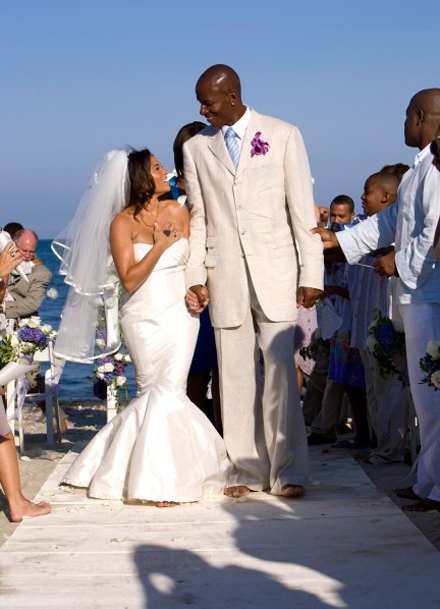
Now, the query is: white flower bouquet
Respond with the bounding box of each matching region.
[420,340,440,391]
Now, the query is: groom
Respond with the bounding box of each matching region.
[184,65,323,497]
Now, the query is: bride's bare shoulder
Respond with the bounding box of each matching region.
[111,207,135,229]
[162,199,189,218]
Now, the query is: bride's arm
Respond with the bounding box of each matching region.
[110,215,180,293]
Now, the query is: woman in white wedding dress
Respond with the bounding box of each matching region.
[55,149,229,507]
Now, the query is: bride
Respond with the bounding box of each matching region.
[53,149,229,507]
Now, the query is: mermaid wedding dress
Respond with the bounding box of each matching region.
[62,239,229,502]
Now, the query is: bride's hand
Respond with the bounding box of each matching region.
[153,221,181,250]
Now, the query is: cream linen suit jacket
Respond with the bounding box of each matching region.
[183,110,324,328]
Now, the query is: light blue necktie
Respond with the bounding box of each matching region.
[224,127,240,168]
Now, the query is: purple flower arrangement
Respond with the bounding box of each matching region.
[93,351,131,402]
[18,326,49,350]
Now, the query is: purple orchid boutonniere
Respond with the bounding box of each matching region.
[251,132,270,157]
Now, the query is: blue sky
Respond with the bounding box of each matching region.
[1,0,438,237]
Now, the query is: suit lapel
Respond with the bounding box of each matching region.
[208,129,235,176]
[235,110,263,179]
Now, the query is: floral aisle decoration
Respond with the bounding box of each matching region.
[91,281,132,409]
[419,341,440,391]
[366,312,407,382]
[93,351,131,406]
[0,316,56,365]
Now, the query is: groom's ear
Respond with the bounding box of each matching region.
[229,91,236,106]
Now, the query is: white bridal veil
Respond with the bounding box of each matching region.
[52,150,129,362]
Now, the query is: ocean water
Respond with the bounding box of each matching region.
[38,240,136,401]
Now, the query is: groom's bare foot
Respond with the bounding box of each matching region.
[280,484,305,498]
[155,501,179,508]
[9,497,52,522]
[224,486,251,498]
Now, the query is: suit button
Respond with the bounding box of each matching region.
[241,230,246,235]
[237,206,243,211]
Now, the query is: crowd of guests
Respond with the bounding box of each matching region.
[304,89,440,514]
[300,176,410,455]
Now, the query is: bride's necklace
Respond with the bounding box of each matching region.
[140,201,160,228]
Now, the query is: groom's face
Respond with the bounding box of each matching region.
[196,82,234,128]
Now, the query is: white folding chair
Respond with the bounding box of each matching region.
[3,337,65,452]
[20,340,65,448]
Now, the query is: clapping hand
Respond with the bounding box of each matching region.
[318,206,330,228]
[153,221,181,250]
[186,284,209,314]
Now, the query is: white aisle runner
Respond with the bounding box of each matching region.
[0,446,438,608]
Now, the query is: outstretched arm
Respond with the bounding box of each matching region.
[330,205,398,264]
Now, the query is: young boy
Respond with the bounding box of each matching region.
[349,169,411,464]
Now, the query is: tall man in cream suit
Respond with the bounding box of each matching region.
[184,65,324,498]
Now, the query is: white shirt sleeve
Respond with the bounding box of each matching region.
[337,204,398,263]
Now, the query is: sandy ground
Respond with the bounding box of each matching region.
[1,402,439,551]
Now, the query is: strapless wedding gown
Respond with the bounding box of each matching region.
[62,239,229,502]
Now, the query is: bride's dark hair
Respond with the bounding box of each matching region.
[126,149,155,219]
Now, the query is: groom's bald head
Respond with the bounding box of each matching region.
[196,64,246,128]
[196,65,242,99]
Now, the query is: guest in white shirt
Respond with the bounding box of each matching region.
[314,89,440,512]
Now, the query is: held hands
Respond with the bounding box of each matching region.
[297,286,323,308]
[0,242,23,277]
[153,221,181,250]
[186,284,209,314]
[373,250,398,277]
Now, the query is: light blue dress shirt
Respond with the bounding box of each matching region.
[338,144,440,305]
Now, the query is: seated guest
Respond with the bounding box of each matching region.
[0,243,51,521]
[1,229,52,319]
